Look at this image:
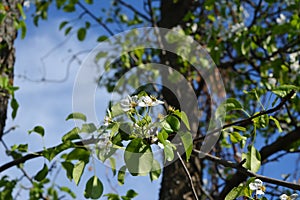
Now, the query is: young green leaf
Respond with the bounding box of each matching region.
[166,115,180,132]
[28,125,45,137]
[59,186,76,198]
[66,112,87,122]
[77,28,86,41]
[269,116,283,132]
[109,157,117,176]
[73,161,86,185]
[10,97,19,119]
[34,164,48,181]
[61,161,74,180]
[230,132,247,144]
[150,159,161,181]
[117,165,126,185]
[84,176,103,199]
[225,185,244,200]
[242,145,261,173]
[174,111,190,130]
[59,21,68,30]
[62,127,80,142]
[123,189,138,199]
[124,138,153,176]
[81,123,97,133]
[178,131,193,161]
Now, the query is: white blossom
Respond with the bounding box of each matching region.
[138,96,164,107]
[280,193,298,200]
[120,95,138,112]
[158,142,164,149]
[24,0,30,9]
[249,179,265,196]
[268,72,276,86]
[276,14,287,25]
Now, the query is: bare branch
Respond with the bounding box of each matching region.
[176,151,199,200]
[193,148,300,191]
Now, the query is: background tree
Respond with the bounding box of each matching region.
[0,0,299,199]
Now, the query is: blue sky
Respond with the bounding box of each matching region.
[1,2,161,199]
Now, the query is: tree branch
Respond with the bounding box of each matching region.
[218,126,300,198]
[77,2,114,36]
[193,90,296,143]
[193,147,300,191]
[0,138,99,173]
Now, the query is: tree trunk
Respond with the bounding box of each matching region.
[158,1,205,199]
[0,0,20,139]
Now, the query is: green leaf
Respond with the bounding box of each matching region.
[269,116,282,132]
[28,126,45,137]
[173,110,190,130]
[84,176,103,199]
[34,164,48,181]
[164,141,175,162]
[19,20,27,39]
[124,138,153,176]
[216,98,243,118]
[73,161,85,185]
[67,148,90,163]
[63,4,75,12]
[117,165,126,185]
[17,3,26,19]
[105,193,120,200]
[272,84,298,97]
[81,123,97,133]
[178,131,193,161]
[109,157,117,176]
[230,132,247,144]
[62,127,80,142]
[77,28,86,41]
[225,185,244,200]
[166,115,180,131]
[85,0,93,4]
[59,21,68,30]
[232,126,246,132]
[10,97,19,119]
[97,35,108,42]
[66,112,87,121]
[59,186,76,198]
[65,26,72,35]
[123,190,138,199]
[242,145,261,173]
[150,159,161,181]
[161,120,173,134]
[157,130,168,145]
[61,161,74,180]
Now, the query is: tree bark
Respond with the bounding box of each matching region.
[0,0,20,139]
[158,1,205,199]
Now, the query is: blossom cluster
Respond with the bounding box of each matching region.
[249,179,298,200]
[120,95,164,112]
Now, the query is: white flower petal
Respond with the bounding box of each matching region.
[158,142,164,149]
[280,194,288,200]
[291,193,299,200]
[249,182,258,190]
[256,189,265,196]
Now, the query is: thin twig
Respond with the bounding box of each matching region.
[116,0,151,22]
[193,90,296,143]
[192,149,300,191]
[176,151,199,200]
[77,2,114,36]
